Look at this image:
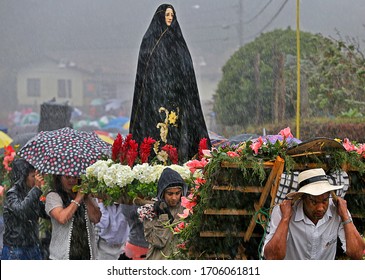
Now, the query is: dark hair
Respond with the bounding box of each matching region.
[10,158,35,186]
[52,175,81,206]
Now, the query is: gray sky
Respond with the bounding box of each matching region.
[0,0,364,102]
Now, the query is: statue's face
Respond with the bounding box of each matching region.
[165,8,174,26]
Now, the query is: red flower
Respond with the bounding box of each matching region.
[198,138,209,159]
[111,133,123,161]
[140,137,156,163]
[173,221,186,232]
[4,145,15,157]
[3,145,16,172]
[161,144,178,164]
[176,242,187,250]
[126,139,139,167]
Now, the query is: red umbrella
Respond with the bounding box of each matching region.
[18,127,111,176]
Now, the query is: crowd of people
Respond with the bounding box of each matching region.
[2,161,364,260]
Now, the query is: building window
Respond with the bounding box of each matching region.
[27,78,40,97]
[58,79,72,98]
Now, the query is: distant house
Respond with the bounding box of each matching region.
[16,54,130,110]
[17,57,92,108]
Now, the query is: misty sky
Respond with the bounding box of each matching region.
[0,0,364,102]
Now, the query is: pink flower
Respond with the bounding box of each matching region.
[279,127,293,140]
[194,177,206,186]
[343,138,357,152]
[176,242,187,250]
[356,144,365,157]
[227,151,240,158]
[178,208,191,219]
[173,221,187,233]
[250,136,264,154]
[0,185,4,197]
[186,158,208,174]
[202,149,212,158]
[180,197,196,212]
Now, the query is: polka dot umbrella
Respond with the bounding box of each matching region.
[18,127,111,176]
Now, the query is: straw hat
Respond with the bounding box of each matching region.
[286,168,343,199]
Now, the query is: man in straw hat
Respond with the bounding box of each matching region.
[263,168,365,260]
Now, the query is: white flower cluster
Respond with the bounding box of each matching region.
[85,160,195,189]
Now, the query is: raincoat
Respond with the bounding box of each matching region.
[143,168,188,259]
[1,158,48,259]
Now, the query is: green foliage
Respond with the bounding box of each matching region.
[214,29,328,127]
[307,39,365,117]
[214,28,365,130]
[340,108,363,118]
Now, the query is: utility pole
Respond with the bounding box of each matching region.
[238,0,243,46]
[296,0,301,138]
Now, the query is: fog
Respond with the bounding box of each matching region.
[0,0,364,130]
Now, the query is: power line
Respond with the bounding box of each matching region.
[245,0,289,41]
[243,0,273,24]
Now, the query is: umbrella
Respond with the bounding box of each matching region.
[208,131,229,147]
[123,120,130,130]
[104,116,129,130]
[20,112,40,126]
[94,130,115,144]
[18,127,111,176]
[0,131,13,148]
[229,133,260,145]
[90,98,106,106]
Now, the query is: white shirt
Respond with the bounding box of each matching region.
[263,199,347,260]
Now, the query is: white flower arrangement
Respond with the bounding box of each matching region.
[79,159,202,205]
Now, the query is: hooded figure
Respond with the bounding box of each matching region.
[129,4,211,163]
[143,167,188,259]
[1,158,48,259]
[157,167,188,200]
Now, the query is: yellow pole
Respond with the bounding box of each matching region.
[296,0,301,138]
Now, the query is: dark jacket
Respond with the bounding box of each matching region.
[2,158,48,247]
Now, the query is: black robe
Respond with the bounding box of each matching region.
[129,4,211,163]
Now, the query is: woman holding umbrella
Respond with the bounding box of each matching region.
[1,158,49,260]
[17,127,108,259]
[45,175,101,260]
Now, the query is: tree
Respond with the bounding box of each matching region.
[213,28,365,129]
[307,37,365,117]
